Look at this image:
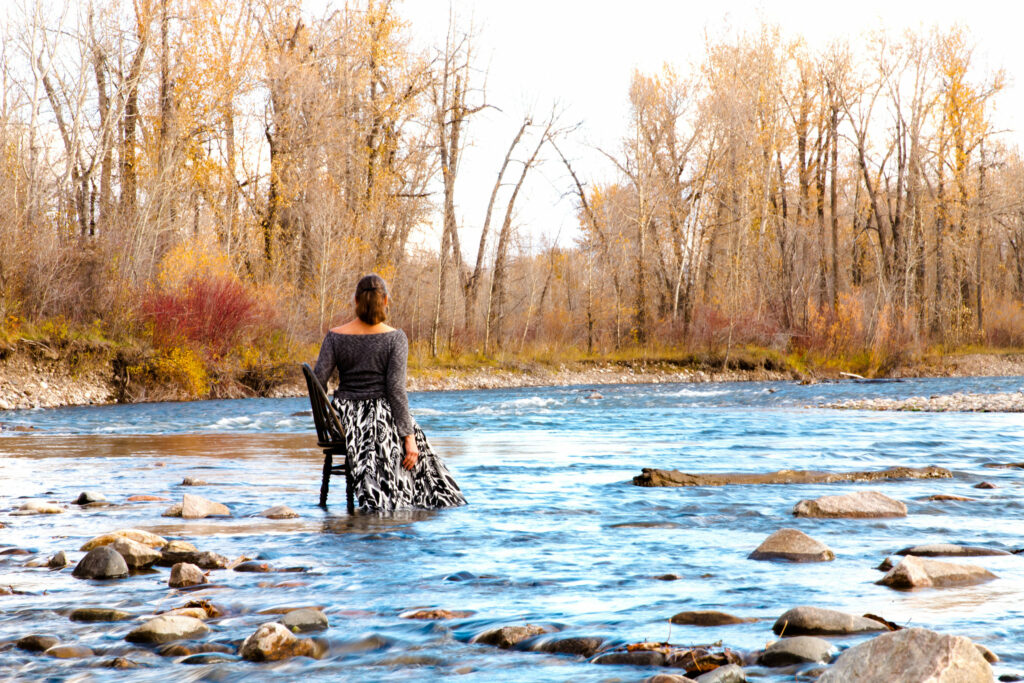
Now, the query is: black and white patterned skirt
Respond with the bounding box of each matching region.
[331,397,467,512]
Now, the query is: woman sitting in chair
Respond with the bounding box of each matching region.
[313,274,466,511]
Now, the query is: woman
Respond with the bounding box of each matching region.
[313,274,466,511]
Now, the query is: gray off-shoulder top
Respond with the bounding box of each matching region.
[313,329,414,437]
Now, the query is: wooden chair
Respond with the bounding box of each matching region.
[301,363,355,513]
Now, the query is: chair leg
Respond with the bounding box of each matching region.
[319,452,332,507]
[345,454,355,515]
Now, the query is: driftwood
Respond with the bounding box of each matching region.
[633,465,951,487]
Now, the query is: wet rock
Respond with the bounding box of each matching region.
[758,636,834,666]
[70,608,134,622]
[158,641,234,657]
[234,560,273,573]
[158,550,228,570]
[281,608,329,633]
[896,543,1011,557]
[671,610,754,626]
[877,556,897,571]
[163,607,208,620]
[260,505,299,519]
[817,627,992,682]
[749,528,834,562]
[125,615,210,644]
[646,675,695,683]
[694,664,746,683]
[182,652,241,664]
[164,540,198,553]
[922,494,977,502]
[593,649,666,666]
[634,465,950,487]
[772,607,887,636]
[239,622,322,661]
[876,555,997,589]
[16,634,60,652]
[473,624,549,649]
[101,657,141,668]
[110,537,162,569]
[444,571,476,581]
[793,490,907,518]
[169,562,207,588]
[0,547,31,555]
[181,477,208,486]
[180,493,230,519]
[399,609,475,620]
[655,573,683,581]
[75,491,106,505]
[47,551,68,569]
[73,546,129,580]
[13,499,63,515]
[975,481,997,489]
[45,644,94,658]
[977,643,999,663]
[534,636,606,657]
[81,529,168,551]
[126,495,170,502]
[161,504,182,517]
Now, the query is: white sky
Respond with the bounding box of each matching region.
[330,1,1024,253]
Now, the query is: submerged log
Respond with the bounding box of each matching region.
[633,465,951,487]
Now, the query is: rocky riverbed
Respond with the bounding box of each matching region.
[822,390,1024,412]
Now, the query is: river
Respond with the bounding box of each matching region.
[1,376,1023,680]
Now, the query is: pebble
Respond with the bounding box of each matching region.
[975,482,997,489]
[234,561,274,573]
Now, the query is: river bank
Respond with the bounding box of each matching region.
[1,343,1023,411]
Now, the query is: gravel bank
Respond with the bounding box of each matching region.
[823,391,1024,413]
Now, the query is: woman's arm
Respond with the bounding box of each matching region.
[312,334,336,390]
[384,332,418,469]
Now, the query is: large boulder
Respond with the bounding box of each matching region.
[72,546,129,580]
[757,636,834,666]
[748,528,834,562]
[793,491,906,518]
[125,615,209,644]
[169,562,208,588]
[876,556,997,589]
[817,627,993,682]
[239,622,322,661]
[473,624,549,649]
[110,537,162,569]
[80,529,168,551]
[895,543,1011,557]
[772,606,887,636]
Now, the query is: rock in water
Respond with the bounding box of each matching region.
[694,665,746,683]
[671,610,754,626]
[169,562,207,588]
[74,491,106,505]
[48,551,69,569]
[14,499,63,515]
[260,505,300,519]
[16,635,60,652]
[164,540,198,553]
[72,546,129,580]
[80,529,168,551]
[758,636,834,666]
[817,627,992,682]
[534,636,606,657]
[473,624,549,649]
[125,615,210,644]
[772,606,887,636]
[633,465,950,487]
[44,644,94,658]
[749,528,835,562]
[793,491,907,518]
[181,493,231,519]
[70,608,133,622]
[239,622,321,661]
[158,549,229,569]
[110,537,162,569]
[876,556,997,589]
[895,543,1011,557]
[281,608,328,633]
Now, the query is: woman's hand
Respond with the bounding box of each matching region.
[402,435,419,471]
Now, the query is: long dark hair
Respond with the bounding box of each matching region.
[355,274,388,324]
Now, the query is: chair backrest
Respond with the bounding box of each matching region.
[302,363,346,448]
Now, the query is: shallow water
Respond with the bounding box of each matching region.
[1,376,1024,681]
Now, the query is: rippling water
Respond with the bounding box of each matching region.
[2,376,1024,681]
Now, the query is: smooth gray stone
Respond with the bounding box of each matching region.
[72,546,129,580]
[758,636,834,667]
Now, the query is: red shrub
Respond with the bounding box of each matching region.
[143,275,265,356]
